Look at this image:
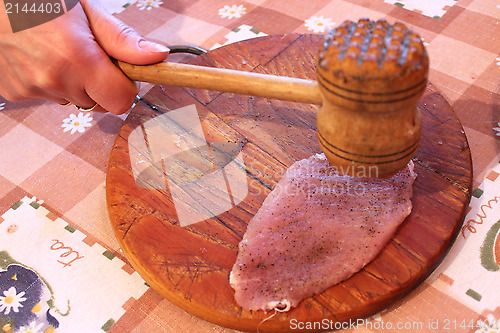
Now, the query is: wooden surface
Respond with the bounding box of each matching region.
[106,34,472,332]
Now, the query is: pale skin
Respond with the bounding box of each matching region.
[0,0,170,114]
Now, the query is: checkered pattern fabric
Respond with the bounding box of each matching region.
[0,0,499,332]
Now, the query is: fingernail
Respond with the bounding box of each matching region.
[139,40,170,53]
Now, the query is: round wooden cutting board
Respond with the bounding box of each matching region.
[106,34,472,332]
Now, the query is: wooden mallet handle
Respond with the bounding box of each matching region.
[114,60,323,105]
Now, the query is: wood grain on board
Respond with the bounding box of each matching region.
[106,34,472,332]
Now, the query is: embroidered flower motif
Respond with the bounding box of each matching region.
[305,16,334,33]
[61,112,93,134]
[136,0,163,10]
[0,287,27,315]
[494,122,500,136]
[18,321,44,333]
[218,5,246,19]
[0,102,5,111]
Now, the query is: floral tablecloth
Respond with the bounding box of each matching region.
[0,0,499,332]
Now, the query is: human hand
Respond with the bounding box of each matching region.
[0,0,169,114]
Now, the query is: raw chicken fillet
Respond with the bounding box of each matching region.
[230,153,416,311]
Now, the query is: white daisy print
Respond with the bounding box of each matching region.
[61,112,93,134]
[136,0,163,10]
[0,287,27,315]
[494,122,500,136]
[218,5,246,19]
[18,322,44,333]
[0,102,5,110]
[305,16,334,33]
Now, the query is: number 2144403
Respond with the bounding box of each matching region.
[5,2,62,14]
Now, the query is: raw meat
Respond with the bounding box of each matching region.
[229,153,416,312]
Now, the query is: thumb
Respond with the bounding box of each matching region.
[79,0,169,65]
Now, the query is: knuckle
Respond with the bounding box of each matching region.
[112,23,139,45]
[34,71,60,92]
